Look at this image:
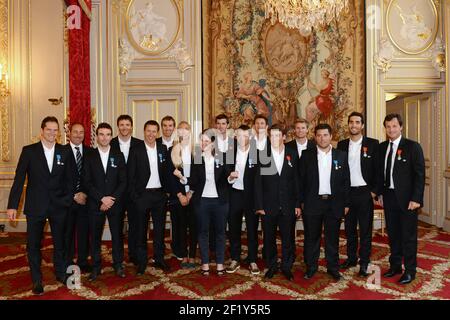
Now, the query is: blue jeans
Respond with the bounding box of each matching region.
[195,198,228,264]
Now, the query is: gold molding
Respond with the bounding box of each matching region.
[0,0,10,162]
[386,0,439,55]
[124,0,181,56]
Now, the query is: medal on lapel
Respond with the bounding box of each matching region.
[397,149,402,161]
[158,153,165,163]
[214,158,220,168]
[286,155,292,167]
[110,157,117,168]
[56,154,64,165]
[333,160,341,170]
[248,158,254,168]
[362,146,368,158]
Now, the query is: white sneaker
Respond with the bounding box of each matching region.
[226,260,240,273]
[249,262,260,275]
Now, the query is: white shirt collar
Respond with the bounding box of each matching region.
[145,142,157,151]
[70,141,82,150]
[317,146,332,156]
[41,141,55,152]
[349,136,363,146]
[296,139,308,147]
[271,146,285,155]
[390,135,402,146]
[118,136,131,146]
[98,146,110,155]
[162,136,173,144]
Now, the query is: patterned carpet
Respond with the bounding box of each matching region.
[0,224,449,300]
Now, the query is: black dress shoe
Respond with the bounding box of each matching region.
[358,265,369,277]
[398,273,415,285]
[383,268,402,278]
[136,265,146,276]
[340,260,358,269]
[154,261,171,272]
[56,274,68,286]
[88,270,101,282]
[32,281,44,295]
[115,268,126,278]
[282,269,294,281]
[264,267,277,279]
[304,269,317,280]
[327,270,342,281]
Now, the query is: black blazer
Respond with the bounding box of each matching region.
[229,143,259,211]
[285,139,316,158]
[298,148,351,218]
[62,143,93,195]
[379,137,425,211]
[127,141,169,202]
[337,136,380,195]
[110,136,143,165]
[254,146,300,215]
[7,142,75,217]
[188,150,232,205]
[83,147,127,213]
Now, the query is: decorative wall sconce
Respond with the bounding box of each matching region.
[431,37,445,73]
[0,64,10,97]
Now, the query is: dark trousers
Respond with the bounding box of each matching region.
[26,211,68,283]
[170,201,197,258]
[345,187,374,266]
[135,189,167,267]
[383,189,418,274]
[303,199,341,272]
[262,210,295,271]
[196,198,228,264]
[125,198,138,262]
[228,189,258,263]
[64,202,90,266]
[90,208,124,272]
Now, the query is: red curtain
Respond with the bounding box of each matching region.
[65,0,91,146]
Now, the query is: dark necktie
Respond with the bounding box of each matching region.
[75,146,82,191]
[384,142,394,188]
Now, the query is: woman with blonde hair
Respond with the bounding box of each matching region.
[168,121,197,268]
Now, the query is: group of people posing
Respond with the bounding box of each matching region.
[6,111,425,295]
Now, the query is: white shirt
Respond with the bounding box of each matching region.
[145,143,162,188]
[181,145,192,192]
[348,137,367,187]
[271,146,285,176]
[296,139,308,158]
[317,147,332,195]
[70,142,83,159]
[202,154,219,198]
[42,142,55,172]
[98,147,110,173]
[232,147,249,190]
[118,137,131,163]
[384,135,402,189]
[255,136,267,151]
[161,136,174,149]
[217,135,229,153]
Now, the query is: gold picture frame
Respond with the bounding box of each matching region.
[386,0,439,55]
[125,0,181,56]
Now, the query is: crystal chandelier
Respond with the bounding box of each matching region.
[265,0,349,35]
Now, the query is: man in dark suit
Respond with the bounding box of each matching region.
[255,124,301,281]
[285,118,315,157]
[63,123,92,273]
[84,123,127,281]
[110,115,143,266]
[128,120,170,275]
[226,125,260,275]
[337,112,379,277]
[7,116,75,295]
[299,123,350,281]
[285,118,315,262]
[156,115,176,149]
[378,113,425,285]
